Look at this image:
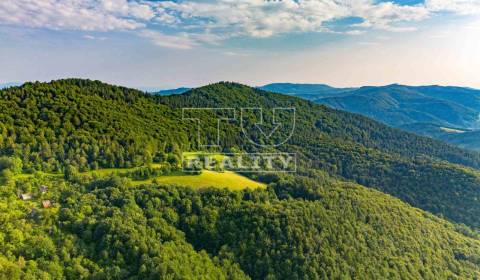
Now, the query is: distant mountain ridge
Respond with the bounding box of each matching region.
[0,82,22,89]
[259,83,357,98]
[154,87,191,95]
[259,83,480,150]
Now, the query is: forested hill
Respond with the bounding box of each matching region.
[260,83,356,98]
[4,171,480,278]
[161,83,480,227]
[163,83,480,168]
[1,79,480,278]
[2,79,480,228]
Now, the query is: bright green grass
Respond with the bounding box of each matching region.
[182,152,227,162]
[12,171,62,180]
[132,170,266,190]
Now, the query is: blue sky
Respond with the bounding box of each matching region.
[1,0,480,89]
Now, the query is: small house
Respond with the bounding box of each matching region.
[21,193,32,200]
[42,200,52,208]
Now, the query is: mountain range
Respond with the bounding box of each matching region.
[259,83,480,151]
[1,79,480,278]
[154,87,191,95]
[3,79,480,227]
[0,82,22,89]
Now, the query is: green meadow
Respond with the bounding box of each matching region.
[132,169,266,190]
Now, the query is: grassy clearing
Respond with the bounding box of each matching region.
[12,171,62,180]
[182,152,227,162]
[10,165,265,191]
[132,170,266,190]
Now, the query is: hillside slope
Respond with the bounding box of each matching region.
[261,83,480,150]
[318,85,480,129]
[1,79,480,278]
[161,82,480,228]
[1,80,480,228]
[1,170,480,279]
[259,83,356,98]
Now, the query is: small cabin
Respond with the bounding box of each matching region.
[21,193,33,200]
[42,200,52,208]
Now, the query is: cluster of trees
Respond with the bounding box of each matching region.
[0,176,248,279]
[0,173,479,279]
[120,165,181,180]
[0,156,23,182]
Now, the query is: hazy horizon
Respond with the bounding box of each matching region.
[1,1,480,88]
[2,79,480,93]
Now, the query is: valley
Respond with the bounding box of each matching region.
[260,83,480,151]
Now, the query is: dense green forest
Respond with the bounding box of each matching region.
[2,80,480,227]
[1,79,480,278]
[1,171,480,279]
[164,83,480,228]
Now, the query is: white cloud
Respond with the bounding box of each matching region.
[156,0,347,37]
[154,0,433,37]
[346,30,366,35]
[83,34,107,40]
[139,29,224,49]
[139,30,198,50]
[426,0,480,15]
[0,0,479,49]
[352,1,429,31]
[223,51,251,57]
[0,0,154,31]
